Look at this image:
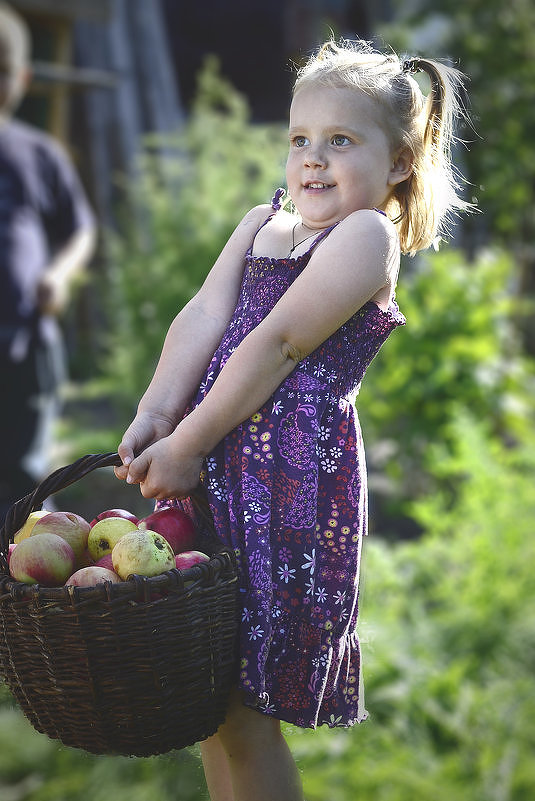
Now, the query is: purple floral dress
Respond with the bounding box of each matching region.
[161,194,405,729]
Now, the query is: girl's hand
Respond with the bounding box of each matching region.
[124,435,204,500]
[115,411,176,481]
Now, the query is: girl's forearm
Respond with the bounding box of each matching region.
[137,298,233,424]
[172,325,298,458]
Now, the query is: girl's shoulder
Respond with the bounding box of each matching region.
[241,202,287,230]
[332,208,400,262]
[248,207,296,259]
[339,207,398,241]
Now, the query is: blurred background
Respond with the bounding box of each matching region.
[0,1,534,799]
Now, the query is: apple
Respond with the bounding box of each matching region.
[90,508,139,528]
[77,548,95,569]
[112,529,175,580]
[65,565,122,587]
[95,553,114,571]
[7,543,16,565]
[30,511,90,562]
[10,533,76,586]
[87,516,137,561]
[139,507,197,554]
[174,550,210,570]
[14,510,49,544]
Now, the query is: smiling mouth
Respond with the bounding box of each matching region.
[305,181,332,190]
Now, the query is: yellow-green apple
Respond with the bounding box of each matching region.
[112,529,175,580]
[30,511,90,563]
[10,533,76,586]
[174,550,210,570]
[139,507,197,554]
[14,510,49,544]
[90,508,139,527]
[87,516,137,561]
[65,565,122,587]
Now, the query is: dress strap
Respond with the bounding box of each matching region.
[301,222,340,256]
[271,188,285,211]
[245,189,285,257]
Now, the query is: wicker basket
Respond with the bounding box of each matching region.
[0,452,239,757]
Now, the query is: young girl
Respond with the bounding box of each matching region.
[116,38,470,801]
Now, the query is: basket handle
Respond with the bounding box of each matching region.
[0,452,213,570]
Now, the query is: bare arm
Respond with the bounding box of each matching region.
[116,204,272,469]
[125,210,400,499]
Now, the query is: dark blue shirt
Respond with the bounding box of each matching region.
[0,118,94,334]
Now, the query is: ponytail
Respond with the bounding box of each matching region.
[390,56,473,254]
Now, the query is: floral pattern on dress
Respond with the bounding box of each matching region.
[158,201,405,729]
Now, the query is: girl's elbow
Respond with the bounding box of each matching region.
[281,339,308,364]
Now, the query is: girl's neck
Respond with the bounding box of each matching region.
[288,220,324,257]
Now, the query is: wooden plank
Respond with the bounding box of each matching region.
[31,60,118,89]
[10,0,112,23]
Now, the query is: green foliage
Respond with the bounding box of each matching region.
[357,247,534,519]
[382,0,535,244]
[103,56,287,412]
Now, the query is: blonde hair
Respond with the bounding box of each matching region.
[293,39,473,255]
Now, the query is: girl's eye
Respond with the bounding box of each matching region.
[332,134,350,146]
[291,135,308,148]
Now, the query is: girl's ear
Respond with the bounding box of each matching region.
[388,148,413,186]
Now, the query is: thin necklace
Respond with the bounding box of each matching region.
[288,221,322,257]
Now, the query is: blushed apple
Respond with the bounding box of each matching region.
[174,550,210,570]
[87,516,137,561]
[90,508,139,527]
[31,511,90,562]
[7,543,16,565]
[112,529,175,580]
[14,510,49,544]
[94,553,114,571]
[65,565,122,587]
[10,533,76,586]
[139,507,197,554]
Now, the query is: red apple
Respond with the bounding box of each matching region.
[10,533,76,586]
[95,553,114,571]
[139,507,197,554]
[90,508,139,527]
[66,565,122,587]
[174,550,210,570]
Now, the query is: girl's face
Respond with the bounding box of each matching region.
[286,84,409,229]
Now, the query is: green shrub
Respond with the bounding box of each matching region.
[358,247,535,527]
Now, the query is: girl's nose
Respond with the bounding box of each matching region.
[304,145,327,168]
